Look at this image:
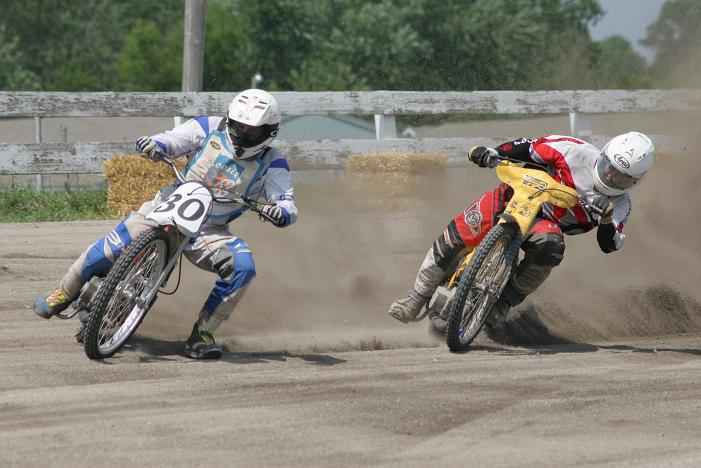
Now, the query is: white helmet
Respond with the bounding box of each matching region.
[226,89,281,160]
[593,131,655,196]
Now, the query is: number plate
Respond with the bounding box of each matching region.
[147,182,213,236]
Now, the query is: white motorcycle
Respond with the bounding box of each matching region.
[64,158,276,359]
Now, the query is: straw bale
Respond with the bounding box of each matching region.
[344,151,448,210]
[104,154,186,217]
[345,151,448,174]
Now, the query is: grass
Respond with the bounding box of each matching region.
[0,189,115,222]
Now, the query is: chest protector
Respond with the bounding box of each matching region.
[183,122,268,225]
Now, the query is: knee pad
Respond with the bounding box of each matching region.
[523,233,565,267]
[203,239,256,314]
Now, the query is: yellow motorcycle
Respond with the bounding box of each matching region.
[436,160,579,352]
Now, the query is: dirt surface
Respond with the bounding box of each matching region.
[2,153,701,467]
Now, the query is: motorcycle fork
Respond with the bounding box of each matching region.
[135,231,190,309]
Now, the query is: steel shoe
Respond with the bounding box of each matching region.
[483,298,510,342]
[33,288,73,319]
[184,323,224,359]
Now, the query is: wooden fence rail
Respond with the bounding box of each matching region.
[2,90,701,117]
[0,90,699,189]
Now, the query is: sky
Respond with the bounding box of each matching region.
[589,0,667,62]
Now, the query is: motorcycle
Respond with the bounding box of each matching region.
[55,156,277,359]
[423,159,580,352]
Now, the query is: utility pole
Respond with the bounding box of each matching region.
[182,0,207,92]
[178,0,207,125]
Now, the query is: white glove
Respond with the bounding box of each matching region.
[260,204,286,226]
[136,136,161,160]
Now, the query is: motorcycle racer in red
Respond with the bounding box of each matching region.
[388,132,656,337]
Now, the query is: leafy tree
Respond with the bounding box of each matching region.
[0,0,182,90]
[590,36,650,89]
[0,0,126,90]
[1,0,653,92]
[0,27,39,90]
[202,0,255,91]
[116,20,183,91]
[642,0,701,87]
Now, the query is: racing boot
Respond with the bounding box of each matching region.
[184,323,224,360]
[483,297,511,343]
[389,242,454,324]
[33,287,74,319]
[388,289,429,323]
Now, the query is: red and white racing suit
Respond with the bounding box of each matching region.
[413,135,631,307]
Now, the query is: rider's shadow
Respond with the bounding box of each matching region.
[124,335,347,366]
[220,351,347,366]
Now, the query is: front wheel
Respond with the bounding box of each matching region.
[446,223,520,352]
[83,229,171,359]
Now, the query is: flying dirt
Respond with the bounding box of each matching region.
[1,124,701,466]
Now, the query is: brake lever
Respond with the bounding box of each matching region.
[227,195,278,224]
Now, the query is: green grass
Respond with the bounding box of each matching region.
[0,189,115,222]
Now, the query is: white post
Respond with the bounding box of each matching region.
[34,116,42,143]
[374,114,397,140]
[569,111,593,138]
[34,116,43,191]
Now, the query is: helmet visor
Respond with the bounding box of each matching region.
[596,155,639,191]
[228,119,269,148]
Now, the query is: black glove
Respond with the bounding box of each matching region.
[585,194,613,224]
[260,204,288,227]
[136,136,162,161]
[468,146,500,168]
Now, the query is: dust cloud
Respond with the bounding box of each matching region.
[142,120,701,352]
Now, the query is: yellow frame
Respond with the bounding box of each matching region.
[447,161,579,287]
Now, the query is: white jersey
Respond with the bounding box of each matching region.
[150,116,297,226]
[529,135,629,249]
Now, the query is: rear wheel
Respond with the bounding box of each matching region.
[83,229,170,359]
[446,223,520,352]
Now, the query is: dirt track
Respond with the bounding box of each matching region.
[2,154,701,467]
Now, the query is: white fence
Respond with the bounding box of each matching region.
[0,90,699,189]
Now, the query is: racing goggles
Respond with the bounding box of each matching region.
[596,155,639,191]
[227,119,269,148]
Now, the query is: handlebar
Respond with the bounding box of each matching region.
[156,153,280,224]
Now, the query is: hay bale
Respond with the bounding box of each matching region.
[345,151,448,174]
[104,154,186,217]
[344,151,448,210]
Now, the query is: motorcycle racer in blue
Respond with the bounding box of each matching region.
[33,89,298,359]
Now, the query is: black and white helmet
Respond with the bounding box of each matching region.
[226,89,281,160]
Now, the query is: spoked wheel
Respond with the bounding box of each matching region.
[84,229,170,359]
[446,223,520,352]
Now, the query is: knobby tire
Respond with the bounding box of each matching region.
[83,229,170,359]
[446,223,520,352]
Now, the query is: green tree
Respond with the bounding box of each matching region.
[0,27,39,90]
[0,0,182,90]
[590,36,650,89]
[116,20,183,91]
[643,0,701,87]
[202,0,255,91]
